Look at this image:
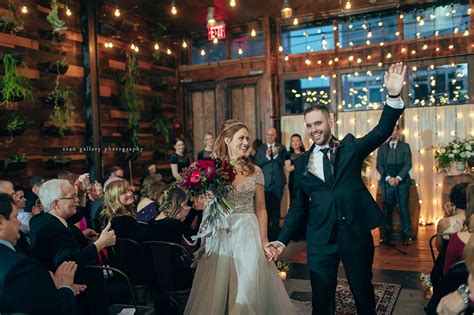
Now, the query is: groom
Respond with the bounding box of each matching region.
[266,62,407,315]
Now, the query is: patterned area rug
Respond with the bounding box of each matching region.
[291,278,401,315]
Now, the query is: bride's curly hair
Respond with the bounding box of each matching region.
[214,119,255,176]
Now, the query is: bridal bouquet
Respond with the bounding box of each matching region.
[178,158,236,252]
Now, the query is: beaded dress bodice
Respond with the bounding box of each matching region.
[228,172,264,214]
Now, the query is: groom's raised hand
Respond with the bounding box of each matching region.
[264,242,285,261]
[384,62,407,96]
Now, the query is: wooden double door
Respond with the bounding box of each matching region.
[184,78,260,159]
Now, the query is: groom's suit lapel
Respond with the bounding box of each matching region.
[332,136,353,187]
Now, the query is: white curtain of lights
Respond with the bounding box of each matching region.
[281,104,474,224]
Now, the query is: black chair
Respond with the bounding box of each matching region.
[429,233,452,263]
[78,265,155,315]
[110,238,149,304]
[141,241,195,314]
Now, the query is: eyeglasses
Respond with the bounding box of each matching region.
[58,194,78,201]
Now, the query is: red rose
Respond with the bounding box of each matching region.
[190,170,202,185]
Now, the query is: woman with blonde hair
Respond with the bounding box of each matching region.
[185,119,295,314]
[101,180,147,243]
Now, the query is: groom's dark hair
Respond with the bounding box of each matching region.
[303,105,331,119]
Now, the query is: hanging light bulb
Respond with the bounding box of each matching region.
[65,6,72,16]
[419,17,425,26]
[200,49,206,56]
[278,45,283,52]
[422,44,428,50]
[293,17,298,25]
[167,48,172,55]
[21,5,28,14]
[134,46,139,53]
[281,0,292,19]
[213,37,218,44]
[305,58,311,65]
[367,30,373,38]
[182,40,187,48]
[284,54,289,61]
[399,13,404,19]
[238,47,243,55]
[250,28,256,37]
[344,1,351,10]
[104,42,110,48]
[131,43,136,50]
[230,0,236,7]
[207,7,216,28]
[154,43,159,50]
[464,29,470,36]
[114,7,121,17]
[348,24,353,30]
[171,1,177,15]
[386,52,392,59]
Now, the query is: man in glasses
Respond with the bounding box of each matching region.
[29,179,116,271]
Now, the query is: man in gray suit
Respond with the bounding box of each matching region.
[254,127,287,241]
[376,124,413,246]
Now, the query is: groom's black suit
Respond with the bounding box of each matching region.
[278,104,403,314]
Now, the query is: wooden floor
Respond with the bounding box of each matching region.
[290,224,436,274]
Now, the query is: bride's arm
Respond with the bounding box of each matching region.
[254,171,269,246]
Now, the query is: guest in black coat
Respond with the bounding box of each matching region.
[29,179,116,271]
[0,192,85,315]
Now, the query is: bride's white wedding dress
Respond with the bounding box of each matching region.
[184,172,296,315]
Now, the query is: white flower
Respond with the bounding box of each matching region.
[441,148,446,154]
[454,144,460,149]
[460,152,466,158]
[449,153,455,158]
[467,151,472,158]
[453,149,459,154]
[466,145,472,151]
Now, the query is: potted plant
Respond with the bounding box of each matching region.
[120,52,143,161]
[4,152,28,171]
[47,154,71,169]
[42,0,67,42]
[0,2,24,34]
[0,53,34,107]
[40,58,69,75]
[0,112,26,142]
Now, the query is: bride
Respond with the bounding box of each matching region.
[184,119,296,314]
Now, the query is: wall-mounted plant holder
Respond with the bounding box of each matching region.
[46,155,71,169]
[3,153,28,171]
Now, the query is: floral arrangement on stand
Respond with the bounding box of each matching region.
[177,158,236,253]
[434,137,473,173]
[276,259,290,280]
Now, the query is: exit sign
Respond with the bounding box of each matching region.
[208,23,226,41]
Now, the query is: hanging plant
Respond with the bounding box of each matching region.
[120,52,143,160]
[151,96,170,143]
[0,1,24,34]
[40,58,69,75]
[44,74,74,107]
[47,154,71,169]
[0,53,34,108]
[42,74,76,136]
[45,0,67,42]
[4,152,28,171]
[0,112,26,142]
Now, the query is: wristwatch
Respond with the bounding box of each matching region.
[457,284,470,305]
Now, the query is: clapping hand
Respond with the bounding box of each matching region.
[49,261,87,295]
[384,62,407,96]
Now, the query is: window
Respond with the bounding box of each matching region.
[192,38,227,65]
[403,2,470,40]
[339,15,397,48]
[284,77,331,114]
[231,32,264,59]
[281,23,334,54]
[341,71,386,111]
[408,63,469,106]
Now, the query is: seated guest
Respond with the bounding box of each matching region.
[137,175,165,223]
[148,186,193,244]
[436,231,474,315]
[436,182,470,251]
[0,192,85,314]
[101,180,148,243]
[0,180,30,255]
[139,161,161,185]
[24,175,45,213]
[104,166,124,189]
[30,179,116,270]
[444,184,474,275]
[197,132,215,160]
[14,185,31,234]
